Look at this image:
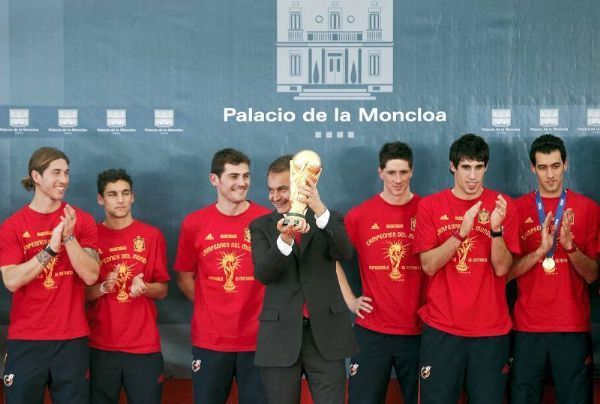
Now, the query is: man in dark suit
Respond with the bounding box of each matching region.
[250,154,358,404]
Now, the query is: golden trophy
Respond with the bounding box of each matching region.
[284,150,322,226]
[455,236,476,272]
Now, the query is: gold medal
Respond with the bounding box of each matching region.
[542,257,556,272]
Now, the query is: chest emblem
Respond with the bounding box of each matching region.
[478,208,490,224]
[219,251,243,292]
[133,236,145,253]
[385,241,408,281]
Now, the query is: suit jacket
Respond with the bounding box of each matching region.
[250,209,358,367]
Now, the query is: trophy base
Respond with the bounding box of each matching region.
[283,212,305,226]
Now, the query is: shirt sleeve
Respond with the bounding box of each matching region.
[502,195,521,255]
[345,208,358,248]
[413,197,438,254]
[276,235,293,256]
[174,217,197,272]
[148,229,170,282]
[75,210,98,250]
[581,200,599,260]
[315,209,330,229]
[0,219,24,266]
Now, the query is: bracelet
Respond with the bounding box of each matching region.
[490,226,503,238]
[63,235,76,244]
[451,230,466,242]
[564,244,577,254]
[99,282,109,294]
[43,244,58,257]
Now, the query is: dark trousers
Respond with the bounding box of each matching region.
[89,348,164,404]
[191,346,267,404]
[510,331,593,404]
[4,337,89,404]
[348,325,420,404]
[418,325,510,404]
[260,319,346,404]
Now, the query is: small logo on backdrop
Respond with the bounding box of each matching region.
[107,109,127,128]
[502,364,510,374]
[349,363,359,376]
[420,365,431,380]
[154,109,174,128]
[192,359,202,373]
[587,108,600,127]
[157,374,165,383]
[491,109,511,127]
[539,108,559,127]
[3,374,14,387]
[9,109,29,128]
[58,109,78,128]
[584,355,593,365]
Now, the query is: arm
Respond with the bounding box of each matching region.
[560,209,598,284]
[129,274,168,299]
[508,212,554,281]
[420,201,481,276]
[336,261,372,318]
[61,205,99,285]
[0,222,64,292]
[85,270,118,301]
[176,271,195,301]
[250,218,303,285]
[300,178,353,261]
[489,195,513,277]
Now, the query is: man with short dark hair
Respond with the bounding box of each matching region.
[250,154,357,404]
[175,148,269,404]
[86,169,170,404]
[0,147,99,403]
[508,134,599,403]
[414,134,520,403]
[337,142,425,404]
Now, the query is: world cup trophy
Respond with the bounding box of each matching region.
[283,150,322,226]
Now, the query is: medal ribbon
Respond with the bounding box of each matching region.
[535,189,567,259]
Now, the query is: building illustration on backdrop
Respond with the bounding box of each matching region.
[277,0,393,100]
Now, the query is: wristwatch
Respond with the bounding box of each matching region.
[490,227,503,238]
[564,244,577,254]
[44,245,58,257]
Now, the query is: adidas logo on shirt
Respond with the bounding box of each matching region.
[525,217,534,224]
[22,231,31,238]
[370,223,380,230]
[440,215,449,221]
[205,233,214,240]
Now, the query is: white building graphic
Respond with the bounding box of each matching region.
[587,108,600,127]
[154,109,174,128]
[277,0,393,100]
[491,109,511,127]
[107,109,127,128]
[58,109,78,128]
[9,109,29,127]
[539,108,559,127]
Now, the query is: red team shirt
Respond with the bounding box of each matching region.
[0,203,97,340]
[87,220,170,353]
[512,190,599,332]
[345,194,426,335]
[414,188,520,337]
[174,202,269,352]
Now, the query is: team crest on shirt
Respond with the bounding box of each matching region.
[349,363,359,376]
[133,236,145,253]
[191,360,201,373]
[244,227,251,243]
[420,366,431,379]
[3,374,14,387]
[478,208,490,224]
[410,216,416,232]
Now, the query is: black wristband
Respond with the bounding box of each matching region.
[490,227,503,238]
[44,244,58,257]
